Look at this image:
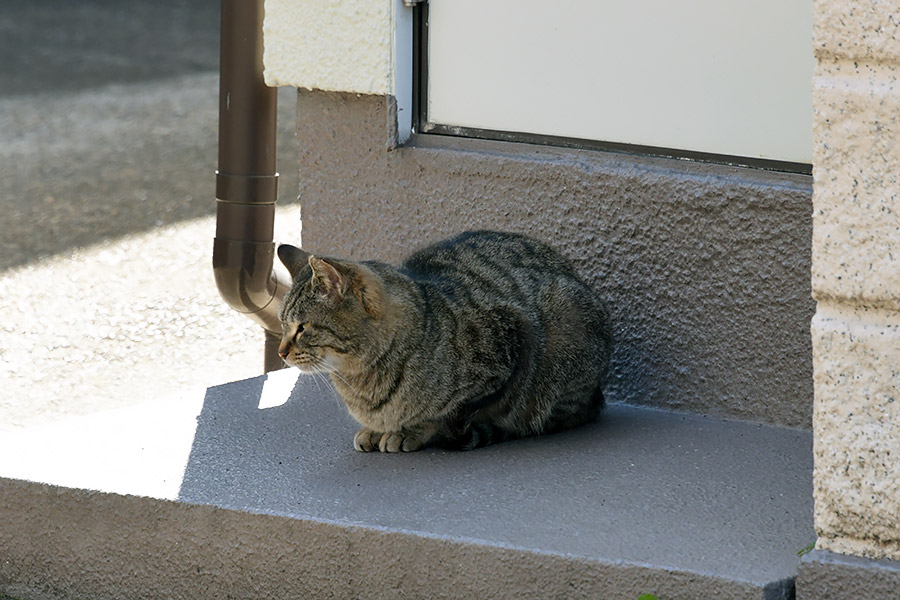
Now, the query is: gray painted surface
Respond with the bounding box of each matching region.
[180,376,815,589]
[797,550,900,599]
[0,374,813,599]
[291,90,815,428]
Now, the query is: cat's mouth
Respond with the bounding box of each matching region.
[284,353,329,375]
[284,357,317,372]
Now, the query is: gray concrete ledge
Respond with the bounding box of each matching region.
[796,549,900,599]
[0,371,814,599]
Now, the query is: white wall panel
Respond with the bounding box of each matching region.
[426,0,813,163]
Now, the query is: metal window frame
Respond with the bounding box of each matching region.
[411,3,811,175]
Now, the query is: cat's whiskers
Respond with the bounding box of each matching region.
[293,356,332,392]
[313,357,352,388]
[311,369,330,391]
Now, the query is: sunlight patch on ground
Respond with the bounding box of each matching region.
[0,203,302,428]
[258,369,301,410]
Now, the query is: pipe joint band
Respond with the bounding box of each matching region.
[216,171,279,204]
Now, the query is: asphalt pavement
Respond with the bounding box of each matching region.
[0,0,301,426]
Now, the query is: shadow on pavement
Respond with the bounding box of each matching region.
[0,0,219,97]
[0,0,298,271]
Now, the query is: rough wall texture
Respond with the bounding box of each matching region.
[0,478,772,600]
[291,90,814,428]
[797,550,900,599]
[811,0,900,561]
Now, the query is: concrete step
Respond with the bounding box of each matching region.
[0,370,813,600]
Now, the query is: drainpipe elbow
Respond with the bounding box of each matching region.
[212,173,288,335]
[213,236,290,335]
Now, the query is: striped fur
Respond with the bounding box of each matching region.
[277,231,612,452]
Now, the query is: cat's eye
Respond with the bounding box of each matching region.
[283,322,305,338]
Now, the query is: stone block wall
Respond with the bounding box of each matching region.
[811,0,900,561]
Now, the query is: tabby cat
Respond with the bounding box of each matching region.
[276,230,612,452]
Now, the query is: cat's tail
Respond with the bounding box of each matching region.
[592,385,607,412]
[440,423,516,451]
[542,384,606,436]
[441,387,606,451]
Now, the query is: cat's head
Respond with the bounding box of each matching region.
[276,243,384,375]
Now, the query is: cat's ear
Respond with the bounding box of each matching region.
[310,257,383,316]
[308,256,347,302]
[277,244,311,280]
[354,266,384,318]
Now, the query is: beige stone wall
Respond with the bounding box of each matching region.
[812,0,900,560]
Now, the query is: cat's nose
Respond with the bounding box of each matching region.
[277,341,290,360]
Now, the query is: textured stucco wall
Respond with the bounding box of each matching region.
[0,477,775,600]
[797,550,900,600]
[811,0,900,560]
[290,90,814,428]
[263,0,392,94]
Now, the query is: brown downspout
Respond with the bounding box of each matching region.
[213,0,290,373]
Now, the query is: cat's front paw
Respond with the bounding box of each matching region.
[379,431,425,453]
[353,429,381,452]
[353,429,423,453]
